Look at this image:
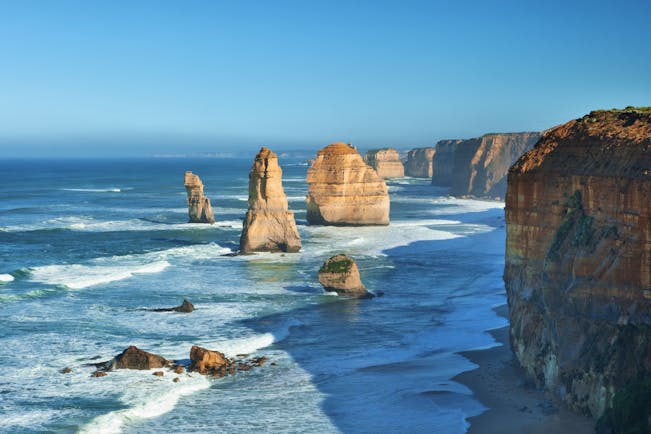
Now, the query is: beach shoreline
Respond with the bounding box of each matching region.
[455,305,595,434]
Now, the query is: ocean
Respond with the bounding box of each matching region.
[0,156,507,433]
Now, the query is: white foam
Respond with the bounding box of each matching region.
[202,318,301,357]
[0,273,14,283]
[61,188,123,193]
[29,243,231,289]
[80,373,210,434]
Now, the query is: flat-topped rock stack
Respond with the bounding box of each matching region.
[184,171,215,223]
[318,254,371,298]
[240,147,301,253]
[404,147,436,178]
[306,142,389,226]
[364,148,404,178]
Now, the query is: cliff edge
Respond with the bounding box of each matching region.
[504,107,651,418]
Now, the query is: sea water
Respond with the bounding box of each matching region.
[0,157,508,433]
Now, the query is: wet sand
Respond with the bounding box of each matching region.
[455,305,595,434]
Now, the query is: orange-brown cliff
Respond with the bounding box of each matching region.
[306,143,389,225]
[364,148,405,178]
[240,147,301,253]
[432,133,540,199]
[405,147,436,178]
[504,108,651,418]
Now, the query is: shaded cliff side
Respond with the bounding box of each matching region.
[364,148,405,178]
[306,142,389,225]
[432,133,541,199]
[504,107,651,419]
[240,147,301,253]
[405,147,436,178]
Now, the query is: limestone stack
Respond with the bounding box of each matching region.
[504,108,651,418]
[184,171,215,223]
[404,147,436,178]
[431,139,463,186]
[364,148,405,178]
[318,254,370,297]
[306,142,389,225]
[239,147,301,253]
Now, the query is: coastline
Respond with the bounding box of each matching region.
[455,305,595,434]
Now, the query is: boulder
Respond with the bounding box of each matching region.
[239,147,301,253]
[189,345,231,377]
[307,143,389,225]
[318,254,371,297]
[184,171,215,223]
[150,299,195,313]
[107,345,171,371]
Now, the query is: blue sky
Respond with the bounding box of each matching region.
[1,0,649,157]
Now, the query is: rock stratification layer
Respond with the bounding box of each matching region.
[405,147,436,178]
[504,108,651,418]
[432,133,541,199]
[306,143,389,225]
[364,148,405,178]
[318,254,370,297]
[184,171,215,223]
[239,147,301,253]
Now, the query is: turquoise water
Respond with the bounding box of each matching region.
[0,157,507,433]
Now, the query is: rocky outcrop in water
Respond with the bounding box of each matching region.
[431,133,541,199]
[149,299,195,313]
[239,147,301,253]
[504,107,651,419]
[306,143,389,225]
[405,147,436,178]
[364,148,405,178]
[106,346,171,370]
[184,171,215,223]
[190,345,232,376]
[318,254,371,297]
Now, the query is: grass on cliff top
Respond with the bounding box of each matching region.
[586,106,651,117]
[319,257,353,274]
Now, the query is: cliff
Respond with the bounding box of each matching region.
[306,142,390,225]
[504,107,651,419]
[239,147,301,253]
[184,171,215,223]
[364,148,405,178]
[431,133,541,199]
[404,147,436,178]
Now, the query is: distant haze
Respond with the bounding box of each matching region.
[1,0,650,157]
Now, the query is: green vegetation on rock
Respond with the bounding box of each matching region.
[319,256,353,274]
[548,190,594,257]
[597,377,651,434]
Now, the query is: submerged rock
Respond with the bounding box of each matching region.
[318,254,371,297]
[149,299,195,313]
[404,147,436,178]
[307,143,389,225]
[106,346,171,371]
[239,147,301,253]
[184,171,215,223]
[364,148,405,178]
[505,107,651,418]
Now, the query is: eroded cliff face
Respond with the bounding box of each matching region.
[431,133,540,199]
[184,171,215,223]
[405,147,436,178]
[364,148,405,178]
[306,142,389,225]
[504,108,651,418]
[239,147,301,253]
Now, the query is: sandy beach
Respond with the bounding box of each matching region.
[455,305,595,434]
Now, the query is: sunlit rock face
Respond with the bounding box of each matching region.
[405,147,435,178]
[306,143,389,226]
[239,147,301,253]
[364,148,404,178]
[504,108,651,418]
[432,133,541,199]
[184,171,215,223]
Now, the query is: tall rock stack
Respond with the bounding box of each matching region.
[364,148,405,178]
[239,147,301,253]
[184,171,215,223]
[306,142,389,225]
[404,147,436,178]
[504,108,651,418]
[431,139,463,186]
